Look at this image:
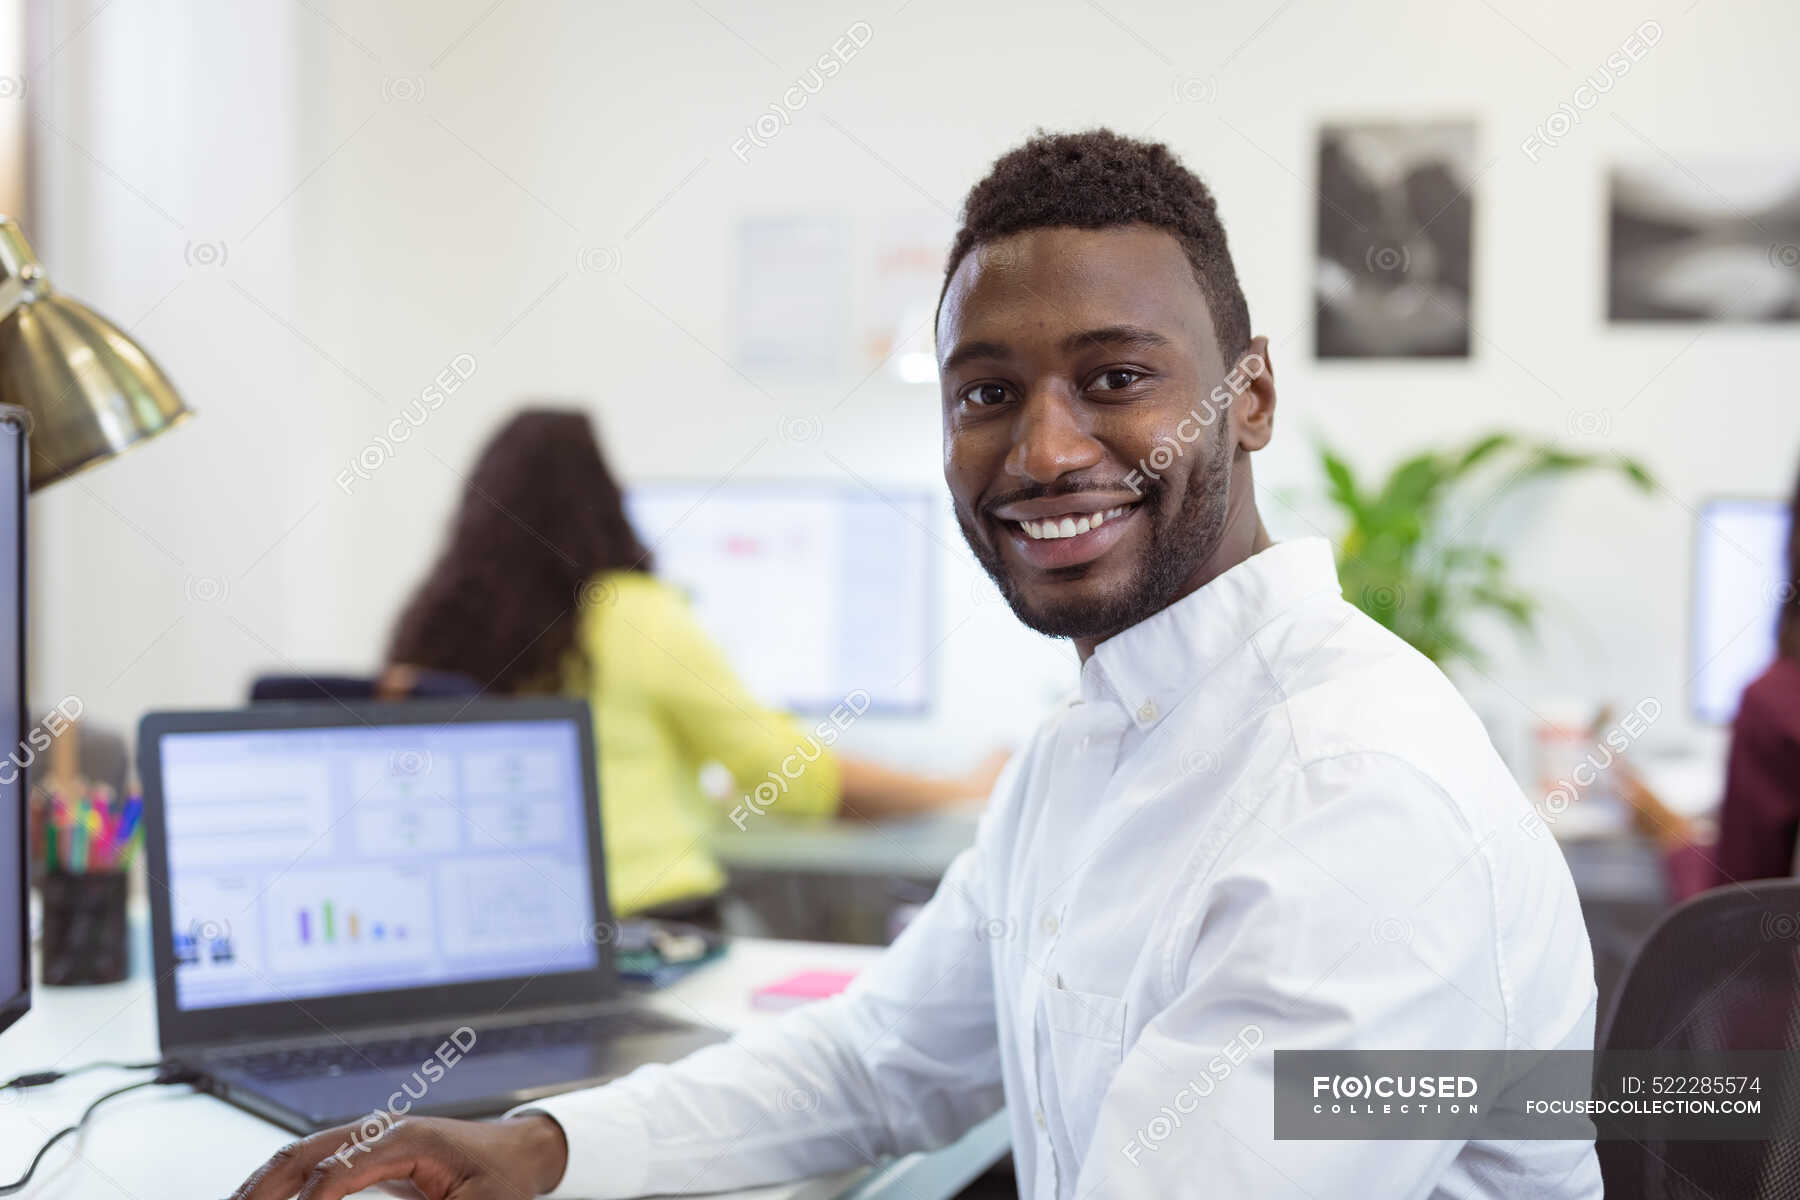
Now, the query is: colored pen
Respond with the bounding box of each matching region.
[114,795,143,870]
[69,794,89,873]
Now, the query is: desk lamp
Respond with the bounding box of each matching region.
[0,215,192,488]
[0,214,192,1038]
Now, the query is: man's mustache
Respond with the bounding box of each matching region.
[980,478,1158,519]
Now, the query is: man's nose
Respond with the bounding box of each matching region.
[1004,390,1103,485]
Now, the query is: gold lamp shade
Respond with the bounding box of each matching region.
[0,216,192,489]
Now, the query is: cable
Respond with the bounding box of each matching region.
[1,1059,167,1090]
[0,1065,202,1196]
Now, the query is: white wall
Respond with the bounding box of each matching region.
[28,0,1796,773]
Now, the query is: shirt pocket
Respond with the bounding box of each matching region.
[1042,983,1128,1160]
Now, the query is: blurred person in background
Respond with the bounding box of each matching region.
[380,408,1004,921]
[1713,458,1800,884]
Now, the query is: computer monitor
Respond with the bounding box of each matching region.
[627,482,936,713]
[1692,496,1793,724]
[0,411,26,1037]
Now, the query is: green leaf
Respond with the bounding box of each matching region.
[1449,432,1515,479]
[1468,583,1536,631]
[1619,457,1656,490]
[1317,428,1654,674]
[1375,454,1448,520]
[1320,447,1362,518]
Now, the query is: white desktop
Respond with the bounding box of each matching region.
[627,483,936,714]
[0,910,1002,1199]
[1691,497,1792,724]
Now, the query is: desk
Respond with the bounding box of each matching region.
[713,812,979,945]
[0,915,1007,1199]
[713,811,980,880]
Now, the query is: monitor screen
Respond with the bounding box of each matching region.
[0,414,22,1037]
[156,717,600,1012]
[627,483,936,713]
[1692,497,1793,724]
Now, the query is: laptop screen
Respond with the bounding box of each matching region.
[158,716,601,1012]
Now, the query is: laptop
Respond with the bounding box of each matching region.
[138,697,725,1133]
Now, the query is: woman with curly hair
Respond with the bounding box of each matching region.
[381,408,1002,919]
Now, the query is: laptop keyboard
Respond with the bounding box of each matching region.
[219,1010,694,1081]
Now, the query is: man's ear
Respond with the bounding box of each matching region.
[1232,335,1275,452]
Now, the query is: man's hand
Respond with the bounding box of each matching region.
[230,1113,569,1200]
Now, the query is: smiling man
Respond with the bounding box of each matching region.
[233,131,1600,1200]
[939,216,1262,651]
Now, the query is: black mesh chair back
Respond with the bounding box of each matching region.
[248,674,375,703]
[248,670,479,703]
[1597,878,1800,1198]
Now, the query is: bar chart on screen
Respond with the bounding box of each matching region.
[169,872,265,992]
[263,867,436,974]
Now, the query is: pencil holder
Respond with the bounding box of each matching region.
[39,870,129,986]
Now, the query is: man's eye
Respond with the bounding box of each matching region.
[1092,368,1143,392]
[961,383,1011,407]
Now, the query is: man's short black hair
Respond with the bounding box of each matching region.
[938,128,1252,362]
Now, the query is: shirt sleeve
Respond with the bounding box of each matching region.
[1071,751,1600,1200]
[602,578,841,820]
[1714,676,1800,884]
[509,836,1005,1198]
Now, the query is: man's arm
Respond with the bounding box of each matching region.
[520,839,1004,1196]
[230,838,1005,1200]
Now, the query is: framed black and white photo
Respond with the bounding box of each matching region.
[1315,120,1476,359]
[1608,162,1800,322]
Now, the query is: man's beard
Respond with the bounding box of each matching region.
[957,434,1234,643]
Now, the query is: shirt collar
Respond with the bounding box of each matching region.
[1080,537,1343,730]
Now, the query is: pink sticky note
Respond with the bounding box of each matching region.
[752,970,858,1011]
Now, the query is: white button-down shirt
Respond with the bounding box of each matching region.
[521,538,1601,1199]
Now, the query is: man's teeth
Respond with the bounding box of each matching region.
[1017,504,1135,541]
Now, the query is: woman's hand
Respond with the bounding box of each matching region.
[229,1113,568,1200]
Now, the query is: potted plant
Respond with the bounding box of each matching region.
[1319,431,1655,670]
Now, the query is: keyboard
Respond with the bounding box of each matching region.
[218,1009,693,1081]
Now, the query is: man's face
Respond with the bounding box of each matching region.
[939,225,1259,645]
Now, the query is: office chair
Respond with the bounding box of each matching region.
[1597,878,1800,1198]
[249,674,375,703]
[248,670,480,703]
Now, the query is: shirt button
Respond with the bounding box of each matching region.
[1034,1107,1047,1129]
[1136,699,1159,723]
[1040,914,1059,935]
[1080,734,1091,751]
